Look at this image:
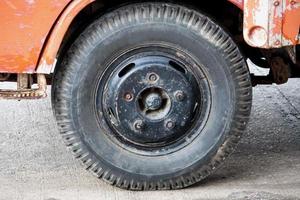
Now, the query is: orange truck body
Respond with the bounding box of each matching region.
[0,0,299,74]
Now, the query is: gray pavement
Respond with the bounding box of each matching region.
[0,72,300,199]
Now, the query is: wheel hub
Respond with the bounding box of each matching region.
[144,92,162,111]
[102,53,201,147]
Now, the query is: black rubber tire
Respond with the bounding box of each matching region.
[52,3,252,190]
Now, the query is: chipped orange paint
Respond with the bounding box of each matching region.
[282,0,300,44]
[0,0,71,73]
[243,0,267,47]
[244,0,300,48]
[36,0,95,73]
[0,0,299,74]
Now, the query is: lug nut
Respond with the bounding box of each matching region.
[165,120,175,130]
[148,73,159,82]
[124,92,133,102]
[134,120,144,131]
[175,90,185,101]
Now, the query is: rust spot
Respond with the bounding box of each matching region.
[0,74,47,99]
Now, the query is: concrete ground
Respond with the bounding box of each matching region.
[0,69,300,200]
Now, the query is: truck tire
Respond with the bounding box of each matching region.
[52,3,252,190]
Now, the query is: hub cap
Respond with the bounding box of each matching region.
[144,92,162,111]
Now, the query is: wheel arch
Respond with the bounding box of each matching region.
[37,0,244,74]
[36,0,97,74]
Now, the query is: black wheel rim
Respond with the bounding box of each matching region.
[95,44,211,155]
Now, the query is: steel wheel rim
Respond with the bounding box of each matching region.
[95,44,212,156]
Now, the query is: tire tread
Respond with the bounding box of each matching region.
[52,2,252,191]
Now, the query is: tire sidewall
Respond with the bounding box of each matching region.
[53,3,251,186]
